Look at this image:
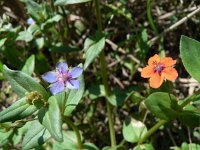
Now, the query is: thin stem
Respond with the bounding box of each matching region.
[63,117,83,149]
[137,120,167,145]
[94,0,116,147]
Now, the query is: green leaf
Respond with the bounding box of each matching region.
[0,97,37,123]
[107,88,129,106]
[22,120,51,150]
[83,32,105,70]
[0,38,7,48]
[138,29,149,62]
[133,144,155,150]
[55,91,66,114]
[180,35,200,82]
[87,84,105,100]
[0,129,13,147]
[35,37,45,49]
[54,0,92,6]
[42,14,63,28]
[122,117,147,143]
[38,96,63,142]
[102,146,127,150]
[64,75,85,116]
[24,0,43,21]
[178,110,200,127]
[53,130,81,150]
[16,31,33,42]
[145,92,179,120]
[22,55,35,75]
[180,142,200,150]
[12,122,32,146]
[3,65,49,100]
[83,143,99,150]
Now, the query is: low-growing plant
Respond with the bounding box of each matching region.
[0,0,200,150]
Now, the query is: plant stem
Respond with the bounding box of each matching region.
[63,117,83,149]
[137,120,167,145]
[94,0,116,147]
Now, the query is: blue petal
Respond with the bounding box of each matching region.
[66,80,80,89]
[56,62,68,72]
[42,71,57,83]
[69,67,83,78]
[50,82,65,95]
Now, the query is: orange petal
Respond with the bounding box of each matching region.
[148,54,161,66]
[141,66,154,78]
[160,57,176,67]
[149,73,164,88]
[162,68,178,81]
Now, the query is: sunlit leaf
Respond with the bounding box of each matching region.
[38,96,63,142]
[22,120,51,150]
[123,117,147,143]
[180,35,200,82]
[22,55,35,75]
[3,65,49,99]
[0,97,37,123]
[83,32,105,70]
[54,0,92,6]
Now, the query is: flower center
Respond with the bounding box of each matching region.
[154,63,164,74]
[58,72,71,82]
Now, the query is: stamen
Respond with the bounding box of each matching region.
[154,63,164,74]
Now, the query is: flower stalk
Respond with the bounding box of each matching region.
[94,0,116,147]
[63,117,83,149]
[137,119,167,145]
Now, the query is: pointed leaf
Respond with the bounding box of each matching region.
[180,35,200,82]
[22,120,51,150]
[0,97,37,123]
[3,65,49,100]
[83,32,105,70]
[38,96,63,142]
[22,55,35,75]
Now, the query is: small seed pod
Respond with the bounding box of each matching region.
[26,91,46,108]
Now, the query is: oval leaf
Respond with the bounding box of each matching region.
[145,92,179,120]
[122,117,147,143]
[180,35,200,82]
[22,120,51,150]
[38,96,63,142]
[0,97,37,123]
[3,65,49,100]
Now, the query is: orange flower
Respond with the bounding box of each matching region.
[141,54,178,88]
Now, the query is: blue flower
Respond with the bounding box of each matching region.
[27,18,35,25]
[42,62,83,95]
